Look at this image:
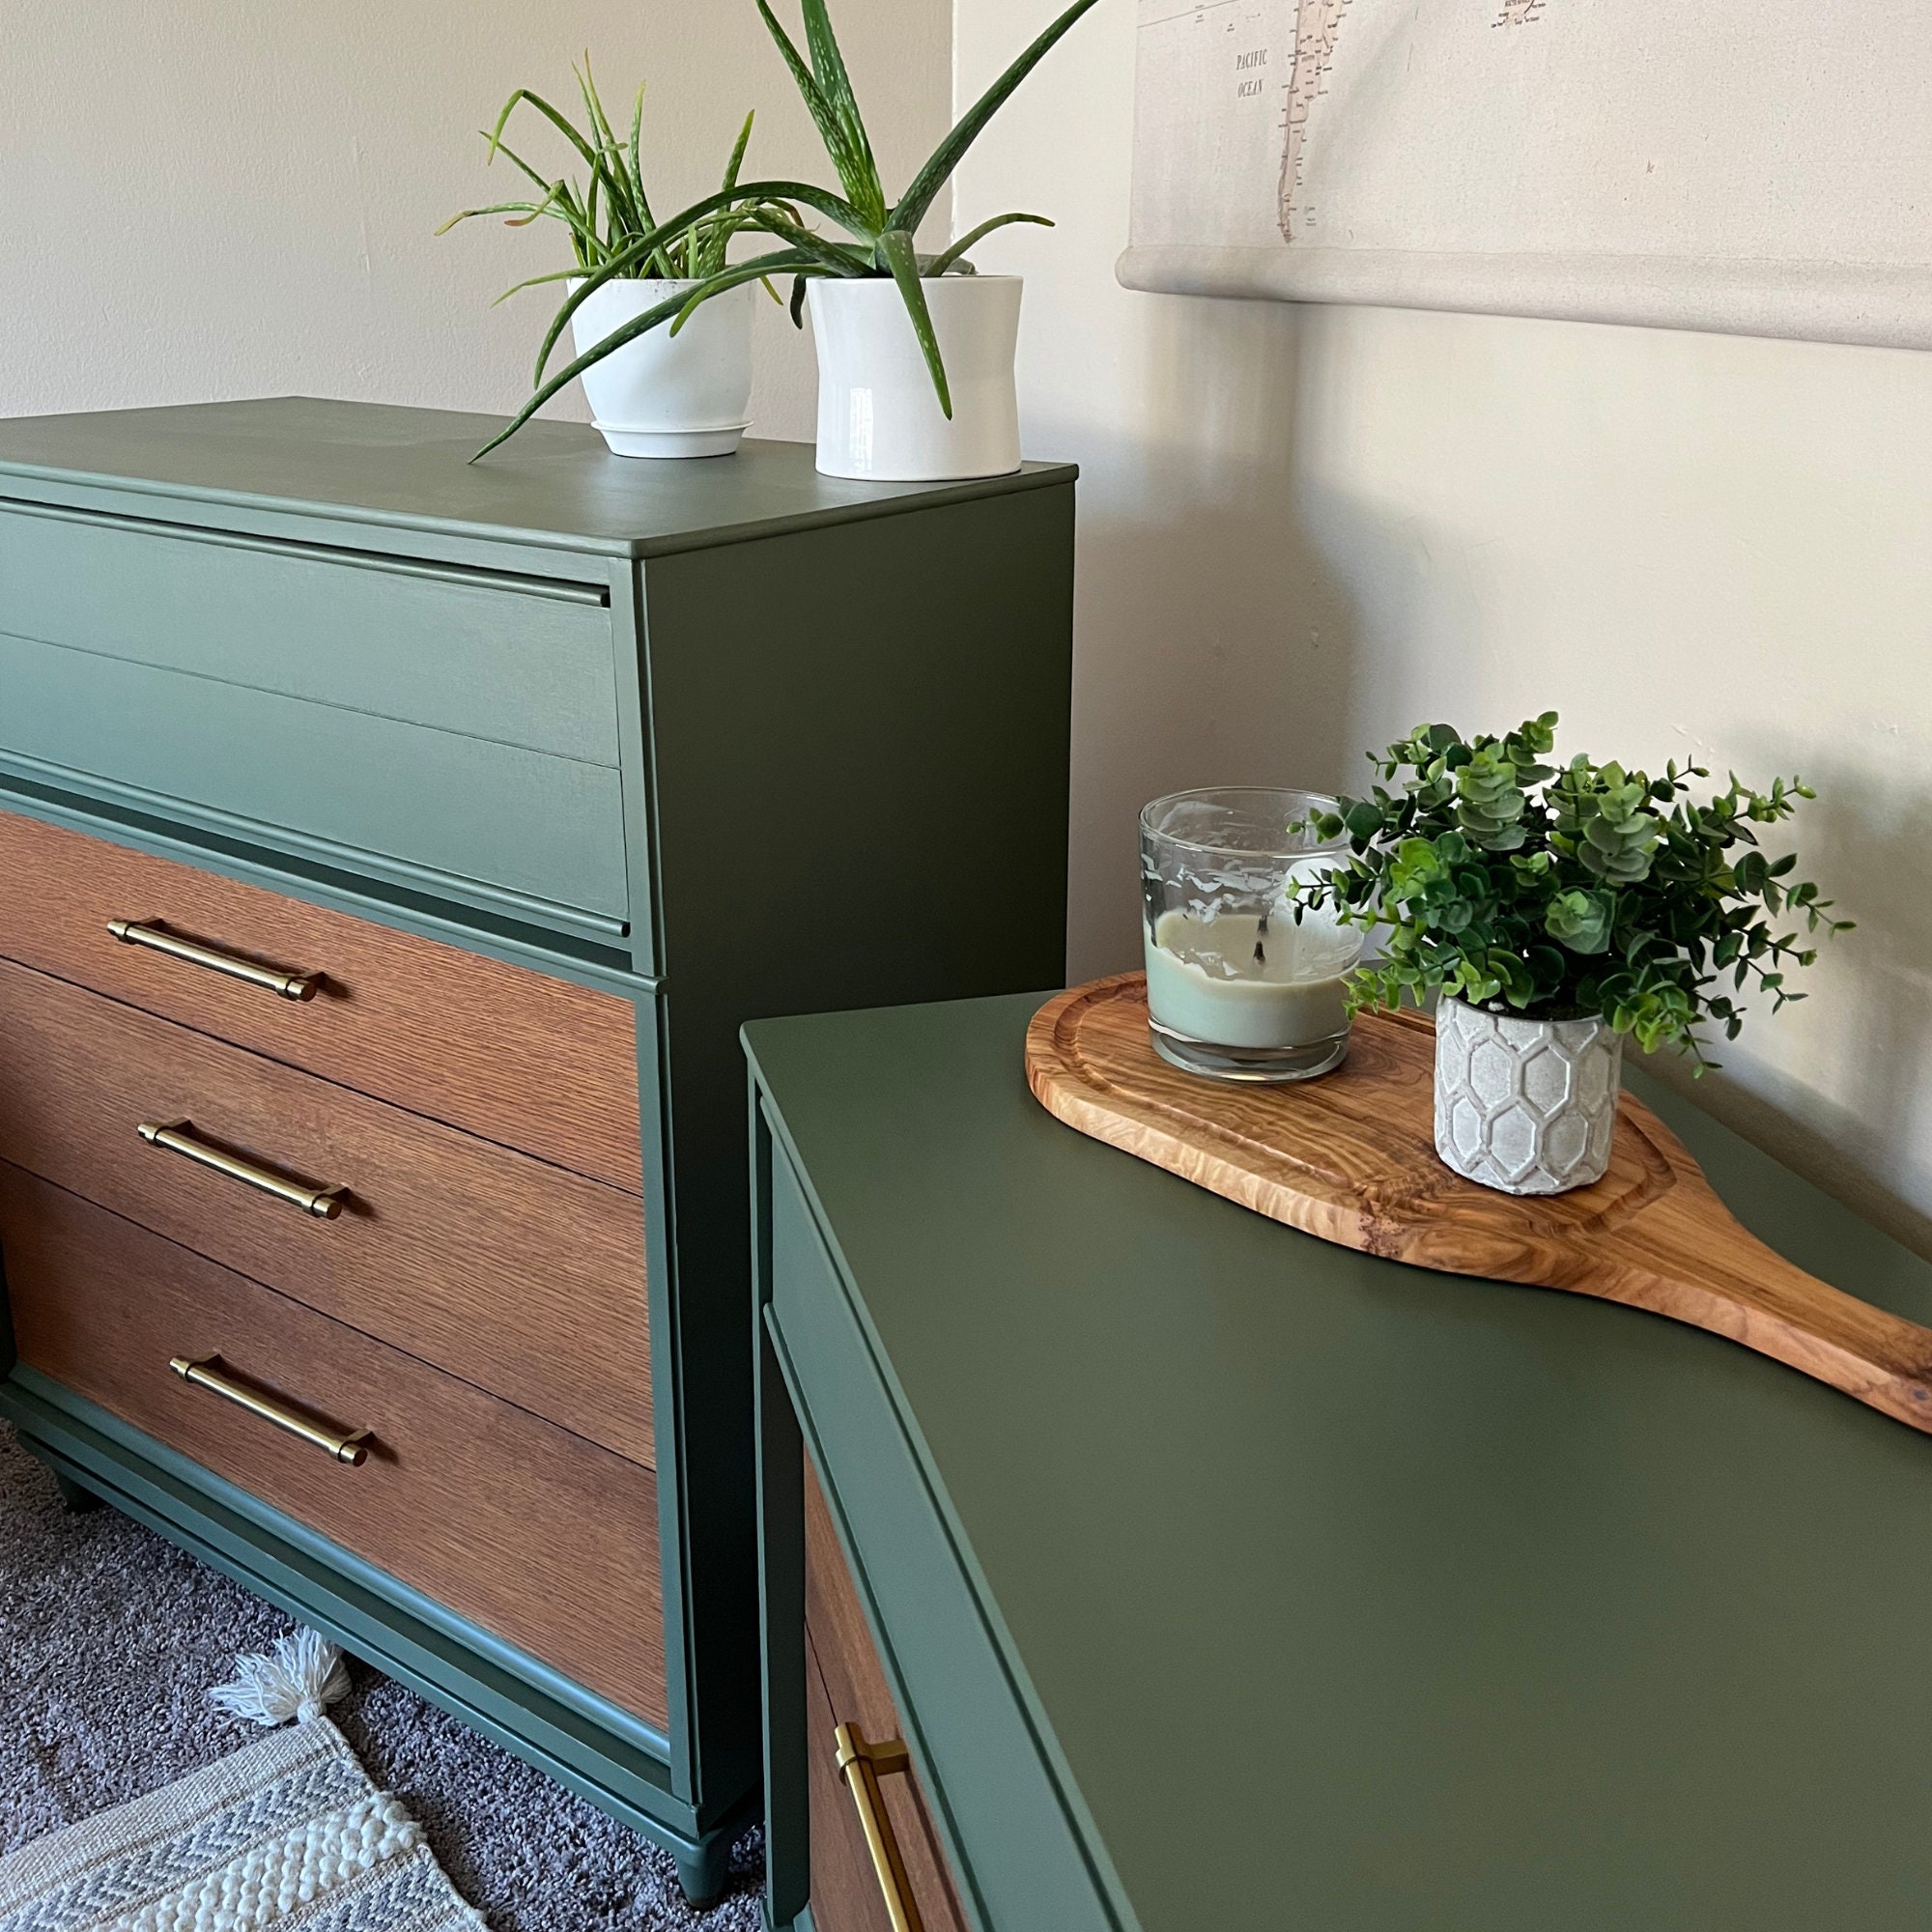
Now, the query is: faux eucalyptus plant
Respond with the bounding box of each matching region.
[471,0,1100,459]
[1292,713,1851,1066]
[440,61,791,316]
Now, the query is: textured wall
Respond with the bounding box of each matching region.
[13,0,1929,1247]
[0,0,949,439]
[955,0,1932,1247]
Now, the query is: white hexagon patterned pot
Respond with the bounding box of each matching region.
[1434,997,1625,1195]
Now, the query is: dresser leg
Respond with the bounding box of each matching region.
[673,1835,731,1910]
[54,1471,104,1513]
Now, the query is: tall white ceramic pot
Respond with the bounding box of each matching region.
[1434,997,1625,1195]
[809,275,1022,482]
[568,278,753,458]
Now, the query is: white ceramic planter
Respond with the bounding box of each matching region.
[568,278,753,459]
[809,275,1022,482]
[1434,997,1625,1195]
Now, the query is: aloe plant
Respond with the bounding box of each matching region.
[440,60,795,339]
[471,0,1101,460]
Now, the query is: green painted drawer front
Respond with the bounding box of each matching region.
[768,1144,1113,1932]
[0,503,619,762]
[0,632,629,924]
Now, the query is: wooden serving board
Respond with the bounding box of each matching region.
[1026,974,1932,1434]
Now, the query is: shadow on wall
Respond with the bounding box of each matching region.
[1064,296,1363,981]
[1641,747,1932,1263]
[1260,302,1932,1257]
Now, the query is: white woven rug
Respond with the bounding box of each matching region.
[0,1641,485,1932]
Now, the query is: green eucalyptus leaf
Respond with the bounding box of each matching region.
[1546,889,1614,954]
[1343,800,1384,842]
[1321,708,1844,1052]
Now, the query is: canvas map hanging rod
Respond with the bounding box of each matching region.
[1120,0,1932,350]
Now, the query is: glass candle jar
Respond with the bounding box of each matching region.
[1140,787,1363,1082]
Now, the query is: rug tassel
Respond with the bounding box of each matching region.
[208,1627,350,1727]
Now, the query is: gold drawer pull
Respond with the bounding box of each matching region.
[110,918,320,1002]
[170,1353,370,1464]
[835,1722,925,1932]
[137,1119,346,1219]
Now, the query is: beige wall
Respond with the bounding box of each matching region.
[957,1,1932,1244]
[11,0,1929,1239]
[0,0,950,440]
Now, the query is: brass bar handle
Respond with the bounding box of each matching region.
[170,1354,369,1464]
[835,1722,925,1932]
[137,1119,346,1219]
[109,918,320,1002]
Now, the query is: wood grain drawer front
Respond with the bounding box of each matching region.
[805,1461,969,1932]
[0,954,653,1468]
[0,1164,667,1728]
[0,810,643,1194]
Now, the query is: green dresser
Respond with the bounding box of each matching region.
[0,399,1074,1899]
[749,993,1932,1931]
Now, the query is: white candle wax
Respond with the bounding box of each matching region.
[1143,894,1359,1050]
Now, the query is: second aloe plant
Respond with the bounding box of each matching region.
[469,0,1100,459]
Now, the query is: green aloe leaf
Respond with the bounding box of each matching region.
[577,55,625,171]
[753,0,876,210]
[532,178,879,384]
[923,211,1051,276]
[479,136,565,200]
[668,254,833,335]
[695,111,761,277]
[489,265,594,304]
[752,207,870,274]
[487,88,601,178]
[436,195,557,237]
[573,72,642,242]
[627,84,650,217]
[475,246,828,462]
[876,228,952,418]
[799,0,885,227]
[891,0,1100,235]
[720,109,755,195]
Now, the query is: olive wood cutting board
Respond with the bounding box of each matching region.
[1026,974,1932,1435]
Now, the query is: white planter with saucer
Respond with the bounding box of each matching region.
[1434,996,1625,1196]
[808,275,1022,482]
[568,277,753,459]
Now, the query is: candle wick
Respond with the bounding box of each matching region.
[1254,939,1266,966]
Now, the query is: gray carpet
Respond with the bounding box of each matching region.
[0,1421,762,1929]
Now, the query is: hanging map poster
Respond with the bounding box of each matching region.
[1120,0,1932,349]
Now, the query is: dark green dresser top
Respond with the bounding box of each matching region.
[747,992,1932,1932]
[0,397,1076,559]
